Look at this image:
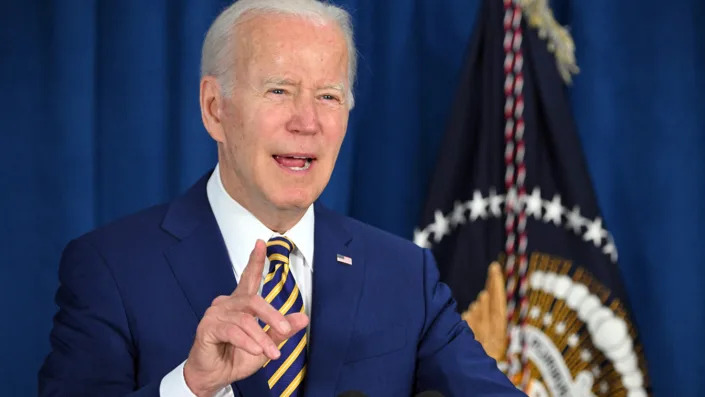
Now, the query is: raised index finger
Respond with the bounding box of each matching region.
[235,239,267,296]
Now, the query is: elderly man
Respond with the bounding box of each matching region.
[39,0,523,396]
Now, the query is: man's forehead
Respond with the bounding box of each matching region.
[236,13,344,46]
[233,14,348,82]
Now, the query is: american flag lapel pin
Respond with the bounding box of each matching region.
[336,254,353,265]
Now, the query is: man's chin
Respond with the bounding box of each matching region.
[269,192,317,212]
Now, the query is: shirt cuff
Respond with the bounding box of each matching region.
[159,360,234,397]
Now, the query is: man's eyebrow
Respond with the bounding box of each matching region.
[262,78,345,92]
[320,83,345,92]
[263,77,298,85]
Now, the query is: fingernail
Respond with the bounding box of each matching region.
[270,346,281,359]
[279,321,291,333]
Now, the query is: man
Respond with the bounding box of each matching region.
[39,0,523,396]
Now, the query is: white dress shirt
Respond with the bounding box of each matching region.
[160,164,315,396]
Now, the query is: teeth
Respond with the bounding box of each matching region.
[289,159,312,171]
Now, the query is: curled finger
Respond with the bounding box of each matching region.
[212,322,264,356]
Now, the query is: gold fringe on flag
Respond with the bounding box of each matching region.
[517,0,579,83]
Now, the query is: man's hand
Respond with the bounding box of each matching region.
[183,240,309,397]
[462,262,507,361]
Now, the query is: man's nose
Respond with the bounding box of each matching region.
[286,95,320,135]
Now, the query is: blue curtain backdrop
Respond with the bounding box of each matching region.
[1,1,703,395]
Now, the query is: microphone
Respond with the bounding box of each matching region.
[337,391,367,397]
[415,391,445,397]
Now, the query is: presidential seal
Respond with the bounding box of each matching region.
[463,253,649,397]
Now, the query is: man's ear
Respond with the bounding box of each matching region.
[200,76,226,143]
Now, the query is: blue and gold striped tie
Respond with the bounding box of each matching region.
[261,236,307,397]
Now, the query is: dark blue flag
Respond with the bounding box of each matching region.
[416,0,651,395]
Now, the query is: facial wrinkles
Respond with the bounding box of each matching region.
[242,18,347,97]
[233,17,348,155]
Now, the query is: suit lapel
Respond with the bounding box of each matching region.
[161,172,269,397]
[163,218,235,320]
[305,203,364,396]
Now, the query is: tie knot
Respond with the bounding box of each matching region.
[266,236,295,262]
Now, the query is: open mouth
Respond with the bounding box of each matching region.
[273,154,316,171]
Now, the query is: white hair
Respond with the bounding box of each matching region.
[201,0,356,109]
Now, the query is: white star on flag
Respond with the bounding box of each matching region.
[566,205,585,234]
[467,190,488,221]
[450,201,467,227]
[525,187,543,219]
[413,228,431,248]
[602,233,619,262]
[429,210,450,243]
[584,217,607,247]
[543,194,564,225]
[488,188,504,217]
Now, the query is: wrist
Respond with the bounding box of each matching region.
[183,359,218,397]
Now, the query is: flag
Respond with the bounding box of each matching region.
[415,0,651,395]
[336,253,353,265]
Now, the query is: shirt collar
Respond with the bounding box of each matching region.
[206,164,315,274]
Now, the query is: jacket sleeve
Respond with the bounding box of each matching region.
[38,238,160,396]
[414,248,526,396]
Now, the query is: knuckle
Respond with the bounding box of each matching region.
[211,295,227,306]
[229,327,245,346]
[256,329,271,345]
[194,324,207,340]
[204,305,220,318]
[197,316,214,333]
[232,283,246,294]
[233,311,249,324]
[245,295,263,312]
[218,323,231,337]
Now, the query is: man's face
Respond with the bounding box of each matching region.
[215,14,350,216]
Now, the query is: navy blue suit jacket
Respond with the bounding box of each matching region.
[39,174,522,396]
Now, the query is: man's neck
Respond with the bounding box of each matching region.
[218,170,307,234]
[251,205,306,234]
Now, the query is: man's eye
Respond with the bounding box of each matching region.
[269,88,286,95]
[321,94,340,102]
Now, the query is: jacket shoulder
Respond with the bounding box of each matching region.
[73,172,212,253]
[72,203,174,256]
[319,205,426,264]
